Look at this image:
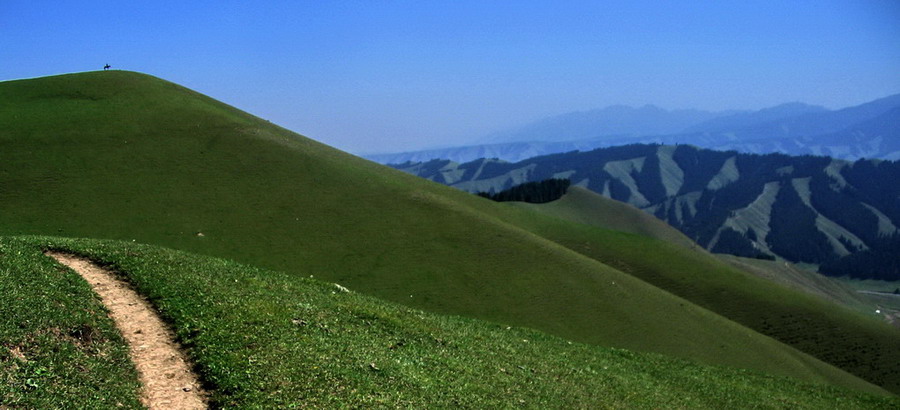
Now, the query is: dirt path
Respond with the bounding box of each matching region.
[46,252,207,409]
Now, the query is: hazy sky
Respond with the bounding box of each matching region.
[3,1,899,154]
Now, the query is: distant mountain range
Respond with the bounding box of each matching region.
[367,94,900,164]
[483,104,728,143]
[392,144,900,280]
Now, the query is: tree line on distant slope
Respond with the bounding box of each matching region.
[709,228,776,261]
[478,178,571,204]
[819,234,900,280]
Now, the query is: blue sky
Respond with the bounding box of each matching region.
[3,1,899,154]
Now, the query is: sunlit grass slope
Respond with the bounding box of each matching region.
[0,238,142,408]
[514,194,900,393]
[513,187,698,248]
[3,236,897,408]
[0,71,887,392]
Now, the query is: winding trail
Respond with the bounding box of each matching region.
[46,252,207,409]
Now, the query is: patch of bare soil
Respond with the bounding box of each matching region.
[46,252,206,409]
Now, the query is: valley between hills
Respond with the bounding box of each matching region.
[2,71,899,407]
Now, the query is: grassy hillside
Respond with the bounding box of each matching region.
[722,255,900,329]
[520,187,892,317]
[518,186,896,322]
[513,186,698,248]
[0,71,892,393]
[0,239,142,408]
[717,255,876,312]
[3,236,897,408]
[514,194,900,393]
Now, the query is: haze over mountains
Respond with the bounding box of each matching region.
[483,104,729,144]
[367,94,900,164]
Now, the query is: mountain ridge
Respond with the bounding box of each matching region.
[682,102,828,134]
[484,104,727,144]
[367,93,900,164]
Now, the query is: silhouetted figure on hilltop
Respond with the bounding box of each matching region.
[104,64,111,71]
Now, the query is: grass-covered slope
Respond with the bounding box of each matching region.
[717,254,879,314]
[0,238,142,408]
[519,186,890,318]
[3,236,897,408]
[724,255,900,327]
[514,196,900,393]
[513,186,698,248]
[0,71,889,393]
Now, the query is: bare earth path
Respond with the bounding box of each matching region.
[46,252,207,409]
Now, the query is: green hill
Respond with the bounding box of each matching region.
[518,186,894,320]
[519,186,894,316]
[5,236,896,408]
[513,186,698,249]
[717,255,877,313]
[513,188,900,393]
[0,71,894,395]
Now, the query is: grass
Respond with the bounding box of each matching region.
[0,237,142,408]
[510,192,900,393]
[717,255,885,314]
[839,278,900,294]
[0,71,896,395]
[512,186,698,249]
[3,235,897,408]
[520,186,899,318]
[835,278,900,322]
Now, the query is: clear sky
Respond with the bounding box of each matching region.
[3,1,899,154]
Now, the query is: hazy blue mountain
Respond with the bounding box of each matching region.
[366,140,607,164]
[695,93,900,141]
[367,94,900,164]
[797,106,900,160]
[669,94,900,160]
[483,104,727,144]
[392,144,900,280]
[682,102,828,134]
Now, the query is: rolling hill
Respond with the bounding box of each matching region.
[510,186,697,249]
[2,71,899,398]
[514,187,892,317]
[499,185,900,392]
